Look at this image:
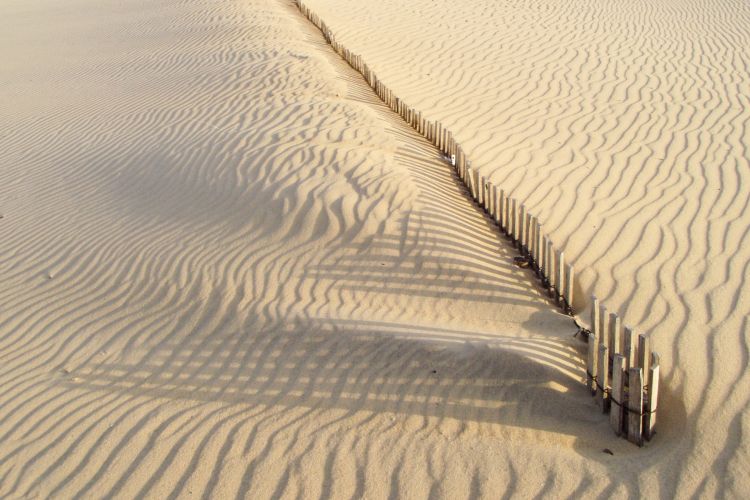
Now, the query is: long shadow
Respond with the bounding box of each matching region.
[65,316,594,434]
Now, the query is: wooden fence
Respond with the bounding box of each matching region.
[295,0,660,446]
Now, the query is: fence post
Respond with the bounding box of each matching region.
[564,264,574,313]
[610,354,625,435]
[588,295,600,394]
[599,303,609,354]
[535,222,542,273]
[609,313,621,356]
[556,250,564,304]
[628,367,644,446]
[597,344,610,412]
[546,239,554,295]
[645,352,660,440]
[624,326,636,370]
[638,334,650,384]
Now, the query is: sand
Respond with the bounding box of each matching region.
[298,0,750,496]
[1,0,747,497]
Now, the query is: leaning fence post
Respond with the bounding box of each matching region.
[518,205,526,249]
[610,354,626,435]
[597,344,610,412]
[645,352,660,440]
[628,367,644,446]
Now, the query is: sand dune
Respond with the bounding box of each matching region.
[299,0,750,496]
[0,0,657,497]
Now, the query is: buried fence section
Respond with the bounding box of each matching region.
[295,0,660,446]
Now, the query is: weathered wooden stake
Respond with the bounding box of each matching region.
[624,326,636,370]
[610,354,626,435]
[518,205,526,249]
[564,264,574,312]
[589,295,600,393]
[525,212,532,254]
[546,239,554,292]
[598,344,610,411]
[599,303,609,351]
[628,367,644,446]
[535,222,542,270]
[556,250,564,303]
[638,334,650,383]
[491,185,498,220]
[645,352,660,440]
[510,199,517,243]
[610,313,621,355]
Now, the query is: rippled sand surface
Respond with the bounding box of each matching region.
[0,0,653,497]
[299,0,750,496]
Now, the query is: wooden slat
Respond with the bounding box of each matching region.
[628,367,644,446]
[638,334,651,382]
[610,354,626,435]
[556,250,564,304]
[609,313,621,356]
[645,352,660,440]
[624,326,636,370]
[597,344,610,412]
[588,295,600,394]
[564,264,574,312]
[599,303,609,352]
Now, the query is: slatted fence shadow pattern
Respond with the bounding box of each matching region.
[295,0,660,446]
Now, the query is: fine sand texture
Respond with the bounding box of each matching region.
[0,0,665,498]
[298,0,750,496]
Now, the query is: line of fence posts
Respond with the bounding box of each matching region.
[587,296,660,445]
[295,0,659,446]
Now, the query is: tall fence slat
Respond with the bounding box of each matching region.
[610,354,625,435]
[628,367,644,446]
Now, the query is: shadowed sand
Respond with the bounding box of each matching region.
[0,0,664,497]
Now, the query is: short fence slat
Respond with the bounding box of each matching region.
[518,205,525,249]
[610,354,625,435]
[628,367,644,446]
[510,199,517,243]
